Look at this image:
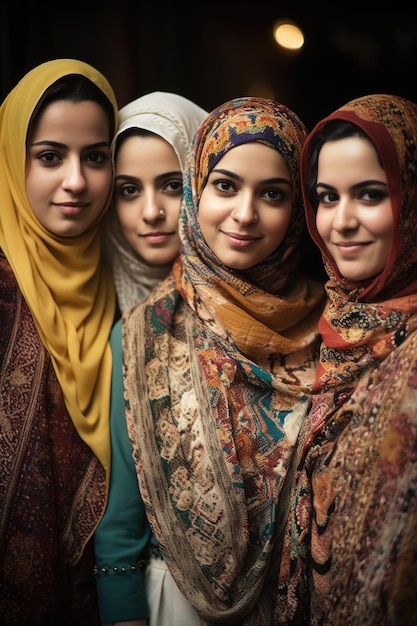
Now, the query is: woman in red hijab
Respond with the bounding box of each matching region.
[277,94,417,625]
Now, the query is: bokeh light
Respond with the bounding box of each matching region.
[273,19,305,51]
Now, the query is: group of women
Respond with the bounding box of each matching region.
[0,57,415,626]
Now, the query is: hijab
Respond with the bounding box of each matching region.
[0,58,119,473]
[123,97,325,624]
[105,91,208,312]
[176,95,325,359]
[302,94,417,396]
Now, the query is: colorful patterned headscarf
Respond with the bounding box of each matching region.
[123,97,325,624]
[180,96,309,295]
[0,58,119,473]
[276,94,417,624]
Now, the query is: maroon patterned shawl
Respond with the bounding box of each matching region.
[0,252,106,625]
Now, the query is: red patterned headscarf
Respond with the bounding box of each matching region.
[301,95,417,393]
[303,94,417,303]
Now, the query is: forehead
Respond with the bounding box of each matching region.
[317,136,382,181]
[28,100,110,142]
[116,134,180,171]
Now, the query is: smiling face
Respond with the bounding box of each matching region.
[197,141,293,270]
[25,99,113,237]
[114,133,182,265]
[315,135,393,282]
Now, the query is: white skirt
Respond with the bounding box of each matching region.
[145,554,201,626]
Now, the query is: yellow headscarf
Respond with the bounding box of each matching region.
[0,58,119,474]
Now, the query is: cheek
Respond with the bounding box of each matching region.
[197,187,233,238]
[25,167,43,203]
[373,213,393,241]
[92,168,113,197]
[116,202,139,229]
[101,175,113,199]
[165,196,182,219]
[316,209,329,239]
[267,209,292,242]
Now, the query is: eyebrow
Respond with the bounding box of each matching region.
[316,179,387,190]
[115,171,182,183]
[30,140,110,150]
[211,167,291,186]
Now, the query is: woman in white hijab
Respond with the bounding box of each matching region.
[95,92,207,626]
[104,91,208,314]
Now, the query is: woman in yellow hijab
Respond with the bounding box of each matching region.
[0,58,118,624]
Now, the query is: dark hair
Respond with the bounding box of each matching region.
[305,120,378,211]
[27,73,115,144]
[113,128,158,160]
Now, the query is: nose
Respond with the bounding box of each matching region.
[142,190,164,222]
[231,191,258,224]
[332,197,359,231]
[62,158,87,193]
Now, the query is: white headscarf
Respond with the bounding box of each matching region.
[105,91,208,313]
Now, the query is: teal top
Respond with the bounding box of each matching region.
[94,318,151,624]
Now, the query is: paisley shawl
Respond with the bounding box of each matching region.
[0,252,106,623]
[123,97,325,625]
[276,95,417,625]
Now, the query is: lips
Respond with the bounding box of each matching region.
[223,231,261,247]
[335,241,369,251]
[141,232,174,244]
[54,202,89,215]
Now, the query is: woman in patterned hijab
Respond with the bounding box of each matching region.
[277,94,417,625]
[98,97,325,625]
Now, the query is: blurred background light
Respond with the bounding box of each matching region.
[273,19,305,51]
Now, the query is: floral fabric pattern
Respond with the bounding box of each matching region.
[122,97,325,625]
[276,94,417,625]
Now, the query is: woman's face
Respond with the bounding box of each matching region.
[315,135,393,282]
[26,99,113,237]
[198,142,293,270]
[113,134,182,265]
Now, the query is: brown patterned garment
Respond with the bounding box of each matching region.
[276,95,417,625]
[0,251,106,624]
[123,97,325,625]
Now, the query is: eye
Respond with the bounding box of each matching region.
[85,151,110,165]
[261,187,289,202]
[359,188,388,203]
[164,179,183,195]
[37,151,62,165]
[317,190,339,205]
[117,183,140,199]
[214,179,236,193]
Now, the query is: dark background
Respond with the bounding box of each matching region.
[2,1,416,130]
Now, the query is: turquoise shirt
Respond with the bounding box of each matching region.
[94,318,151,624]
